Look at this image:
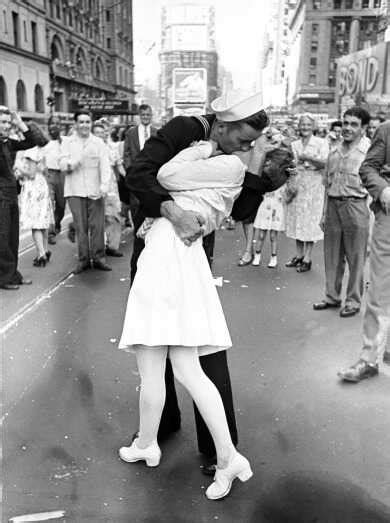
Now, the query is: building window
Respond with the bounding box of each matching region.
[3,10,7,33]
[311,41,318,52]
[373,0,381,6]
[333,0,342,8]
[310,57,317,66]
[0,76,8,106]
[313,0,321,8]
[50,36,64,63]
[361,0,369,6]
[345,0,353,7]
[49,0,54,18]
[55,0,61,18]
[16,79,27,111]
[309,74,317,85]
[312,23,319,36]
[107,37,111,48]
[106,10,110,22]
[69,11,73,27]
[34,84,44,113]
[31,21,37,53]
[12,12,19,47]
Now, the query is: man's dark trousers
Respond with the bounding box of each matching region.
[131,232,238,457]
[46,169,65,236]
[0,195,21,286]
[68,197,106,263]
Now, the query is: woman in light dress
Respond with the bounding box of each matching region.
[285,114,329,272]
[18,147,54,267]
[118,141,253,500]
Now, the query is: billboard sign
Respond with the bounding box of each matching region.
[70,98,131,114]
[336,42,390,107]
[173,68,207,104]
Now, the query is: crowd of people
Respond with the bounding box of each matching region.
[0,93,389,500]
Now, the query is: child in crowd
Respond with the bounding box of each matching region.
[18,147,54,267]
[252,184,286,268]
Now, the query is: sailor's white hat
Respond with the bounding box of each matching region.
[211,89,264,122]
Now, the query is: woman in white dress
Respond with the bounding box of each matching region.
[118,141,253,500]
[285,114,329,272]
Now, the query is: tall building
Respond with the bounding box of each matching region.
[0,0,50,123]
[159,3,218,120]
[286,0,382,116]
[261,0,297,108]
[0,0,135,122]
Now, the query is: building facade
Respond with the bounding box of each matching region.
[159,3,219,120]
[0,0,135,123]
[0,0,50,123]
[261,0,297,108]
[286,0,383,116]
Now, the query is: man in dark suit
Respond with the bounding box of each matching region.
[124,90,292,474]
[123,104,158,222]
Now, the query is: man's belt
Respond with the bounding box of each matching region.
[328,195,367,201]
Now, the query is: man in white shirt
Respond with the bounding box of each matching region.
[60,111,112,273]
[42,115,66,245]
[123,105,158,222]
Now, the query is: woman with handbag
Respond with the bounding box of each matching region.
[285,114,329,272]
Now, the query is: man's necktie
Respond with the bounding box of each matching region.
[144,126,149,143]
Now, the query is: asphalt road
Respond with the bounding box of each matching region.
[1,225,390,523]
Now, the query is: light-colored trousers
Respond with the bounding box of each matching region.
[105,215,121,251]
[360,208,390,363]
[324,197,370,308]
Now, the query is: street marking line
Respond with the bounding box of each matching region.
[0,272,74,337]
[10,510,66,522]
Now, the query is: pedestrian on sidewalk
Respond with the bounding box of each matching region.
[124,89,294,478]
[17,147,54,267]
[0,106,47,290]
[42,115,67,245]
[118,140,253,500]
[313,107,371,318]
[285,114,329,273]
[338,120,390,382]
[92,121,124,257]
[59,111,112,274]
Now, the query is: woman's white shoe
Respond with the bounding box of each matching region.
[119,438,161,467]
[252,252,262,266]
[205,452,253,500]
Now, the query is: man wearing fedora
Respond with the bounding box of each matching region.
[124,90,291,474]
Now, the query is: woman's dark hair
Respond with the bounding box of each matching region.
[237,110,270,131]
[343,107,371,126]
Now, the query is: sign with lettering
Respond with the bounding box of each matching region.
[70,99,131,114]
[336,42,390,106]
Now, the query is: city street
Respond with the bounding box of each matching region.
[2,227,390,523]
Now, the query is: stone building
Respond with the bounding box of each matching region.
[286,0,383,116]
[0,0,135,122]
[0,0,50,124]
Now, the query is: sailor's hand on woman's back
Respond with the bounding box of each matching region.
[161,200,205,245]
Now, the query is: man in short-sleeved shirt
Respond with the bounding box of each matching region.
[314,107,371,317]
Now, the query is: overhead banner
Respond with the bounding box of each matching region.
[173,68,207,104]
[70,99,131,114]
